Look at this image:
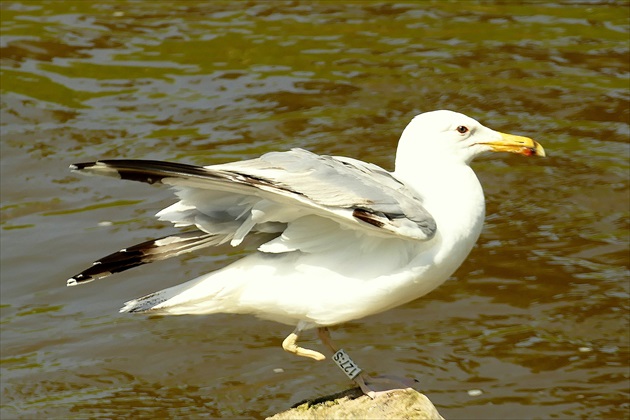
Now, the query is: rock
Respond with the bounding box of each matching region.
[267,387,444,420]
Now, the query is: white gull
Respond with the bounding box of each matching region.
[67,110,545,396]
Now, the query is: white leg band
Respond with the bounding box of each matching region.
[332,348,362,380]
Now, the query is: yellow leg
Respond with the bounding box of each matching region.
[285,326,412,399]
[282,331,326,361]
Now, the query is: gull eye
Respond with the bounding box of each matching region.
[456,125,469,134]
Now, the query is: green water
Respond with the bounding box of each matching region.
[1,1,628,418]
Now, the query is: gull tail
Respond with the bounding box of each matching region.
[119,288,179,313]
[67,230,218,286]
[119,269,224,313]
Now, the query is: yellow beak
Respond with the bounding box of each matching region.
[481,132,546,157]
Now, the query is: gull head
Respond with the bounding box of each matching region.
[395,110,545,171]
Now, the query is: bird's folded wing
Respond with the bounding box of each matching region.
[70,148,436,241]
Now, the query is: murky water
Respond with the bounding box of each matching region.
[1,1,628,419]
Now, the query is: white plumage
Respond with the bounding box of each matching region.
[68,110,544,395]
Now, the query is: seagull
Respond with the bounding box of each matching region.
[67,110,545,397]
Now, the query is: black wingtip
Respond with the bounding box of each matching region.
[66,230,218,287]
[67,273,96,286]
[68,159,215,185]
[70,162,97,171]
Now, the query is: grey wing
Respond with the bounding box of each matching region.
[71,149,437,243]
[67,229,278,286]
[227,149,437,241]
[68,149,436,285]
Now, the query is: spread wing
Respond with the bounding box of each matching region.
[68,148,436,285]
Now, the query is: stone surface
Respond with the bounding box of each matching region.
[267,387,444,420]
